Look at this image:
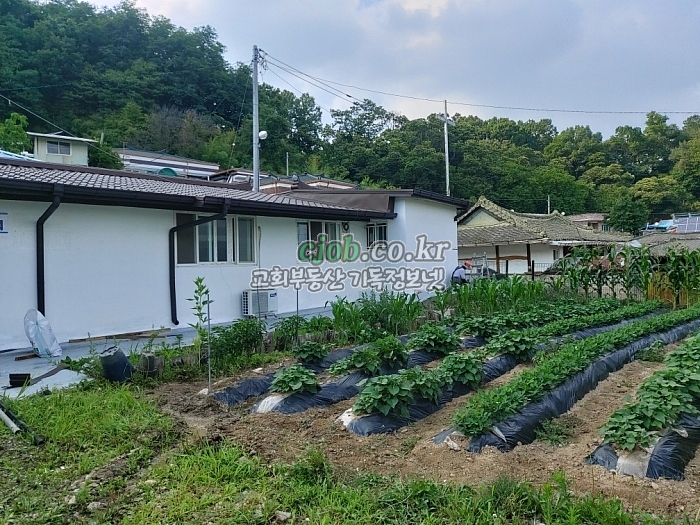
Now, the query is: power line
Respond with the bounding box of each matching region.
[0,93,123,160]
[0,81,82,92]
[262,51,700,116]
[265,67,334,116]
[264,54,365,105]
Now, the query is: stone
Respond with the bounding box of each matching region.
[275,510,292,522]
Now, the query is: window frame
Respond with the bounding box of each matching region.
[175,213,256,266]
[46,140,71,156]
[366,222,388,248]
[296,220,341,244]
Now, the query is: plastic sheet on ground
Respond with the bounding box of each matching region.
[213,374,275,405]
[346,313,663,437]
[646,413,700,480]
[216,335,482,408]
[589,413,700,480]
[467,317,700,453]
[345,353,520,436]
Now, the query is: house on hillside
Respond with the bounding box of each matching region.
[566,212,611,232]
[457,197,630,274]
[27,131,96,167]
[0,158,468,350]
[116,148,221,179]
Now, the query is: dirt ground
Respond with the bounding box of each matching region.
[152,353,700,521]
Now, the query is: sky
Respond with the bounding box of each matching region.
[93,0,700,137]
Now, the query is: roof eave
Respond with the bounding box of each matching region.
[0,179,396,221]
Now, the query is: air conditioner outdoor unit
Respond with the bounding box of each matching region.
[242,289,278,317]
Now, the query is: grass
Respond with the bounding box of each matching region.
[1,383,697,524]
[535,415,582,446]
[0,382,179,524]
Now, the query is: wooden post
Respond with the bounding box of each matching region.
[526,243,532,273]
[495,245,501,274]
[505,260,509,276]
[531,264,535,281]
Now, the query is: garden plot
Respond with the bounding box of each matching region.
[588,333,700,480]
[213,299,651,414]
[153,345,700,520]
[450,305,700,453]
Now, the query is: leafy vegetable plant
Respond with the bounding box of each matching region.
[454,303,700,437]
[353,374,414,418]
[292,341,329,364]
[408,322,460,355]
[270,364,319,395]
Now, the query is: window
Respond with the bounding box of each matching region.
[553,249,560,261]
[237,217,255,263]
[47,140,71,155]
[296,221,340,244]
[175,214,255,264]
[198,219,228,263]
[366,223,387,247]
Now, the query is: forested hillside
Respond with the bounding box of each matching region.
[2,0,700,224]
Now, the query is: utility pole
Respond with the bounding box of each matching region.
[437,100,454,197]
[286,152,289,178]
[547,194,551,214]
[252,45,260,192]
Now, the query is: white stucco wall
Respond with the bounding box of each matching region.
[0,200,172,350]
[458,242,558,275]
[0,197,461,350]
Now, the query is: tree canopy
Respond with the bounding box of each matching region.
[2,0,700,221]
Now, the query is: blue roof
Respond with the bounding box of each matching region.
[0,149,36,161]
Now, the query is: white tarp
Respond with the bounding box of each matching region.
[23,309,62,358]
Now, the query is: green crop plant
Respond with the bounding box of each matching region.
[437,352,483,389]
[353,374,414,418]
[407,322,461,355]
[328,336,408,376]
[371,335,409,369]
[292,341,329,364]
[270,364,319,395]
[328,347,382,376]
[327,296,372,344]
[399,367,443,405]
[454,303,700,437]
[602,334,700,450]
[272,315,308,351]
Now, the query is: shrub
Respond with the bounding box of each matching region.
[270,364,319,394]
[292,341,329,364]
[210,318,265,359]
[408,322,460,355]
[272,316,308,351]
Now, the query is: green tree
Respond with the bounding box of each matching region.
[0,112,30,153]
[631,175,691,216]
[671,137,700,198]
[607,194,649,234]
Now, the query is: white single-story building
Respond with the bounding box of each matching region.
[0,158,467,350]
[457,197,630,274]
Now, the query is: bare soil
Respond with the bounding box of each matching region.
[152,356,700,521]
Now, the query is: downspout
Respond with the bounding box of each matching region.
[168,203,229,325]
[37,184,63,316]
